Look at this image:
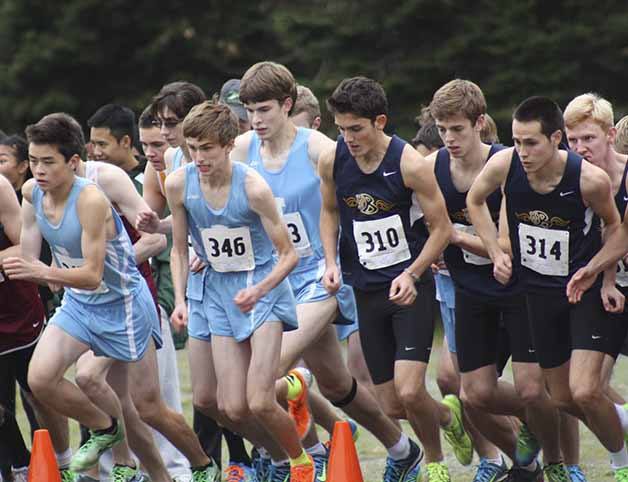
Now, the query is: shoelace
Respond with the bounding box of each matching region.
[426,463,449,481]
[226,465,246,482]
[566,466,587,482]
[543,464,570,482]
[192,468,208,482]
[112,467,135,482]
[473,460,503,482]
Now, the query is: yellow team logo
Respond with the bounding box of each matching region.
[344,193,395,215]
[451,208,499,223]
[516,210,570,228]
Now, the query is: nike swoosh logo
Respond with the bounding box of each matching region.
[32,320,41,328]
[592,335,602,340]
[624,196,628,202]
[383,171,397,177]
[559,190,575,197]
[405,346,416,351]
[317,463,327,481]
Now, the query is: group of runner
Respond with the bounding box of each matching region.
[2,61,628,482]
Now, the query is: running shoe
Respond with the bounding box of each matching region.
[290,455,315,482]
[472,457,508,482]
[110,464,143,482]
[252,450,272,482]
[286,369,313,439]
[382,439,423,482]
[515,423,541,467]
[192,462,221,482]
[69,421,124,471]
[617,467,628,482]
[225,462,256,482]
[59,468,78,482]
[268,463,290,482]
[11,467,28,482]
[312,450,328,482]
[441,394,473,466]
[543,462,570,482]
[566,464,588,482]
[501,463,543,482]
[424,462,450,482]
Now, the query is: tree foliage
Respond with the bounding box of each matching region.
[1,0,628,140]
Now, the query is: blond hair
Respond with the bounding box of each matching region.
[564,93,614,132]
[292,86,321,125]
[481,113,499,143]
[429,79,486,123]
[182,101,238,146]
[615,115,628,154]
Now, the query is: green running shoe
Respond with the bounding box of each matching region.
[543,462,570,482]
[442,394,473,466]
[110,465,143,482]
[59,468,78,482]
[515,423,541,467]
[424,462,451,482]
[616,466,628,482]
[69,422,124,472]
[192,462,221,482]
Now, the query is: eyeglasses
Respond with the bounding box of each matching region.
[153,118,181,129]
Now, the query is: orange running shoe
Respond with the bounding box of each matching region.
[286,369,312,439]
[290,455,315,482]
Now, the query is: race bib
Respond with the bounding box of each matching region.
[283,212,312,258]
[616,258,628,287]
[201,226,255,272]
[518,224,569,276]
[453,223,492,266]
[54,251,110,295]
[353,215,411,270]
[0,270,5,283]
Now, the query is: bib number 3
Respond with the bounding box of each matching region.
[518,224,569,276]
[201,226,255,272]
[283,212,312,258]
[353,215,411,270]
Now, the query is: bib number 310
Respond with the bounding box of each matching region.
[353,215,411,270]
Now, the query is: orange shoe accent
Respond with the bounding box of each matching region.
[287,369,312,439]
[28,429,62,482]
[290,455,315,482]
[225,464,246,482]
[327,421,363,482]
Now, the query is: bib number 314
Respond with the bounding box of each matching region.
[201,226,255,272]
[353,215,411,270]
[518,224,569,276]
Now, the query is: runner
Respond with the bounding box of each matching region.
[468,95,628,482]
[319,76,471,481]
[4,114,156,482]
[166,100,315,481]
[429,80,566,482]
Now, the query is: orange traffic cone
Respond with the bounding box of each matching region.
[28,429,61,482]
[327,421,364,482]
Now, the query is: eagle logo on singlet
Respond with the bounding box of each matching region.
[515,210,570,228]
[452,208,499,224]
[343,193,395,215]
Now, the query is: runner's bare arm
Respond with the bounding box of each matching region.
[0,175,22,262]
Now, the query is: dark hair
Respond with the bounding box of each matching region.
[239,62,297,114]
[25,113,86,162]
[88,104,136,144]
[513,96,564,138]
[0,129,6,140]
[326,77,388,121]
[151,81,206,120]
[412,123,443,151]
[138,105,157,129]
[0,134,28,163]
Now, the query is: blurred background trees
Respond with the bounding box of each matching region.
[2,0,628,139]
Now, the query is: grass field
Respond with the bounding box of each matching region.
[16,334,625,481]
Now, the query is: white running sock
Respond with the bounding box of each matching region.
[387,433,411,461]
